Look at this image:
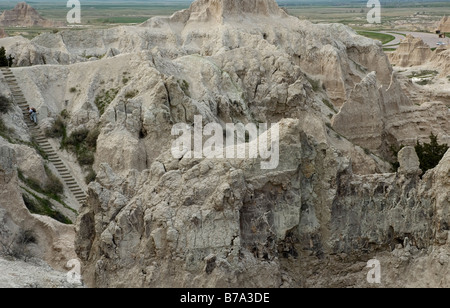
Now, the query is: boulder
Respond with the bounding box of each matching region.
[398,146,421,175]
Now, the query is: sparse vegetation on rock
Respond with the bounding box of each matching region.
[0,228,36,261]
[18,166,64,201]
[0,94,11,113]
[22,191,72,225]
[95,88,119,115]
[45,116,66,138]
[390,133,448,174]
[62,126,100,169]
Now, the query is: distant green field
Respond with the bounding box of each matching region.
[0,2,188,24]
[94,17,150,24]
[287,2,447,29]
[357,31,396,45]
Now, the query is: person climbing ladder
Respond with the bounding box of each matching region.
[27,107,37,124]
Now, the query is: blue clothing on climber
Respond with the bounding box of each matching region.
[27,107,37,124]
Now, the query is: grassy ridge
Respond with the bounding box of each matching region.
[357,31,396,44]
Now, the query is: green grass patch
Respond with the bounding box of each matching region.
[95,88,119,116]
[21,189,72,225]
[383,48,397,52]
[322,98,337,113]
[357,31,396,45]
[18,167,64,202]
[407,70,439,78]
[416,79,433,86]
[306,76,321,92]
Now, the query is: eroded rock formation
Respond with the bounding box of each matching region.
[389,35,450,78]
[0,0,449,288]
[0,2,62,28]
[437,16,450,33]
[389,35,433,67]
[0,144,76,270]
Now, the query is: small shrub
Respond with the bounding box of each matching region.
[69,87,77,93]
[0,94,12,114]
[60,109,70,119]
[122,77,129,84]
[44,179,64,197]
[17,230,37,245]
[125,90,137,99]
[62,126,99,168]
[72,128,89,143]
[45,116,66,138]
[179,80,190,95]
[64,128,89,146]
[77,148,95,166]
[85,128,100,149]
[0,228,36,261]
[85,168,97,184]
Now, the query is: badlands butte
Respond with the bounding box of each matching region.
[0,0,449,288]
